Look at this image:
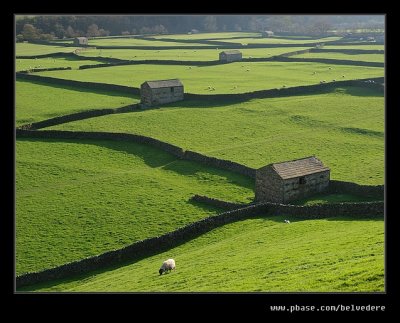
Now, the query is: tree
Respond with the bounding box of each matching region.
[87,24,100,37]
[65,26,76,38]
[21,24,40,40]
[309,20,331,36]
[203,16,217,32]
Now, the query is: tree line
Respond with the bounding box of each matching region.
[15,15,384,41]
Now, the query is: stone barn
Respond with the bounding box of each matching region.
[140,79,184,107]
[219,50,242,63]
[255,156,330,204]
[73,37,88,46]
[262,31,274,37]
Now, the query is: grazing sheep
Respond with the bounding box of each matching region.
[284,219,290,224]
[159,258,176,275]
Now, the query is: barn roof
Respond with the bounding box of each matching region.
[142,79,183,89]
[220,50,242,55]
[265,156,329,180]
[75,37,88,40]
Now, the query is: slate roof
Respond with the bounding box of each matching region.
[268,156,329,180]
[220,50,242,55]
[142,79,183,89]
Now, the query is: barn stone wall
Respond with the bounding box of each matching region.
[283,170,330,203]
[219,52,242,62]
[255,166,284,203]
[141,84,184,107]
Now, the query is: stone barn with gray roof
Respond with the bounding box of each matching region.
[255,156,330,204]
[219,50,242,63]
[73,37,88,46]
[140,79,184,107]
[262,30,274,37]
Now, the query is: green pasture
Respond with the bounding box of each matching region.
[37,61,384,94]
[213,36,342,45]
[292,52,384,63]
[16,138,253,274]
[15,80,138,126]
[76,47,312,61]
[50,86,384,185]
[16,57,104,72]
[22,217,384,292]
[16,43,77,56]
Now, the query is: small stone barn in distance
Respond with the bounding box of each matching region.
[255,156,330,204]
[219,50,242,63]
[73,37,88,46]
[140,79,184,107]
[262,30,274,37]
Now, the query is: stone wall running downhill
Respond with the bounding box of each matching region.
[16,199,383,288]
[16,129,257,178]
[16,203,267,288]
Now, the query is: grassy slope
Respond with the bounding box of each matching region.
[16,138,253,274]
[293,52,384,63]
[152,32,260,40]
[23,217,384,292]
[50,87,384,184]
[16,57,104,71]
[15,80,138,126]
[16,43,77,56]
[37,62,384,94]
[85,38,213,47]
[213,36,341,44]
[77,47,312,61]
[324,45,384,50]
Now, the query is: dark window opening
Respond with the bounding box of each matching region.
[320,175,324,179]
[299,176,306,185]
[170,87,174,93]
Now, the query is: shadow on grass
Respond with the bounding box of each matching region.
[17,78,139,100]
[16,137,254,190]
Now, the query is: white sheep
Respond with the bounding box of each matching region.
[284,219,290,224]
[159,258,176,275]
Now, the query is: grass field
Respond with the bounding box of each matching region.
[16,138,253,274]
[212,36,342,45]
[292,52,384,63]
[324,45,384,50]
[37,62,384,94]
[79,38,213,47]
[15,36,385,292]
[49,86,384,184]
[76,47,312,61]
[16,57,104,71]
[16,43,77,56]
[152,32,261,40]
[16,80,138,126]
[21,216,384,292]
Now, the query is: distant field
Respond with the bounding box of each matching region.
[16,43,77,56]
[16,57,104,71]
[77,47,312,61]
[22,217,384,292]
[213,36,342,45]
[292,52,384,63]
[16,138,253,274]
[37,62,384,94]
[16,80,138,126]
[49,86,384,185]
[79,38,213,47]
[324,45,384,50]
[152,32,260,40]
